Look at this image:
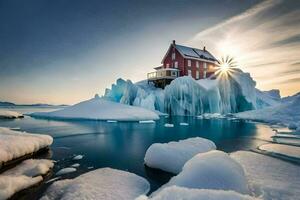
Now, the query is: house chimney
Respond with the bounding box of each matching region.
[173,40,176,45]
[203,46,206,51]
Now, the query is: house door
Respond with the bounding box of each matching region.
[188,70,192,77]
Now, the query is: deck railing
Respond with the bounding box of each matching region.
[147,68,179,80]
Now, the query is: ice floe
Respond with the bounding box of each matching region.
[258,143,300,159]
[0,159,54,200]
[0,110,24,119]
[73,155,83,160]
[231,151,300,200]
[0,127,53,164]
[140,186,258,200]
[56,167,77,176]
[153,150,248,195]
[30,97,159,121]
[144,137,216,174]
[41,168,150,200]
[164,123,174,128]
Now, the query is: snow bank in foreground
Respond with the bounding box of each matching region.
[0,159,54,200]
[0,127,53,164]
[231,151,300,200]
[235,95,300,129]
[41,168,150,200]
[30,97,159,121]
[154,151,248,195]
[0,110,24,119]
[144,137,216,174]
[258,143,300,159]
[139,186,258,200]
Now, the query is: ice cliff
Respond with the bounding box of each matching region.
[103,69,279,116]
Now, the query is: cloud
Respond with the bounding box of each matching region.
[188,0,300,95]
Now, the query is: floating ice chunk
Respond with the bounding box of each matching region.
[0,159,53,199]
[231,151,300,200]
[41,168,150,200]
[0,127,53,164]
[258,143,300,159]
[164,123,174,128]
[87,166,94,169]
[73,155,83,160]
[179,122,189,126]
[56,167,77,176]
[46,177,61,184]
[30,97,159,121]
[139,120,155,124]
[144,186,257,200]
[144,137,216,174]
[0,110,24,119]
[107,120,117,123]
[71,163,80,168]
[154,151,248,195]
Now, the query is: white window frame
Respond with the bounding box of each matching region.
[187,60,191,67]
[188,69,192,77]
[172,52,176,60]
[196,70,199,79]
[203,62,207,69]
[174,61,178,68]
[203,71,207,78]
[196,61,199,68]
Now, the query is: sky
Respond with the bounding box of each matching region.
[0,0,299,104]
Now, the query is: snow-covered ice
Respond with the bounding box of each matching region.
[139,120,155,124]
[30,97,159,121]
[73,155,83,160]
[140,186,258,200]
[71,163,80,168]
[235,95,300,129]
[0,110,24,119]
[56,167,77,176]
[144,137,216,174]
[164,123,174,128]
[41,168,150,200]
[179,122,189,126]
[231,151,300,200]
[154,151,248,195]
[0,159,54,200]
[258,143,300,159]
[0,127,53,164]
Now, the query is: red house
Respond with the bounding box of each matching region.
[148,40,219,88]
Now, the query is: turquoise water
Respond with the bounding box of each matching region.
[0,107,275,198]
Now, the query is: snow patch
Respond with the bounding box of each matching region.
[258,143,300,159]
[41,168,150,200]
[0,127,53,164]
[144,137,216,174]
[154,151,248,195]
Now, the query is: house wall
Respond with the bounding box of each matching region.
[163,45,217,79]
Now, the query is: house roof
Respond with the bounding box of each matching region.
[175,44,218,62]
[161,43,218,64]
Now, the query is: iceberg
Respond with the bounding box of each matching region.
[0,110,24,119]
[0,127,53,164]
[30,97,159,121]
[41,168,150,200]
[139,186,258,200]
[103,69,277,116]
[231,151,300,200]
[153,150,248,195]
[144,137,216,174]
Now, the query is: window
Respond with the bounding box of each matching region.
[203,71,207,78]
[196,70,199,79]
[172,52,176,60]
[166,63,169,68]
[187,60,191,67]
[188,69,192,77]
[171,71,177,77]
[203,62,207,69]
[174,61,178,68]
[196,61,199,68]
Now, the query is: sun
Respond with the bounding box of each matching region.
[215,55,238,79]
